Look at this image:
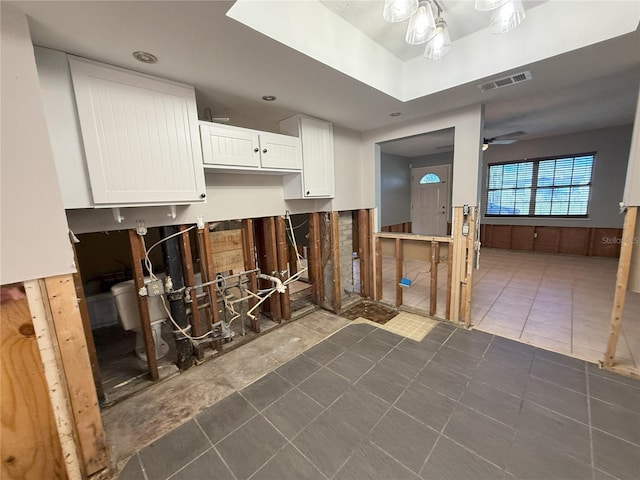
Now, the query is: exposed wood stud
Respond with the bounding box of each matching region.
[128,229,159,381]
[197,224,220,338]
[308,212,323,305]
[604,206,638,367]
[462,208,477,327]
[430,241,439,317]
[446,242,453,321]
[395,238,403,307]
[180,225,205,359]
[263,217,282,323]
[276,216,291,321]
[288,245,298,276]
[7,283,72,479]
[375,236,383,301]
[70,241,105,404]
[330,212,342,313]
[241,219,259,332]
[368,209,375,297]
[43,274,109,475]
[358,209,370,298]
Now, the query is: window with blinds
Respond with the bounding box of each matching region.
[486,153,594,217]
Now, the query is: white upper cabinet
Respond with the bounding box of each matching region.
[68,56,206,206]
[200,122,301,172]
[280,114,335,199]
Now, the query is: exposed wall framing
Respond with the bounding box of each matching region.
[241,219,259,332]
[276,216,291,321]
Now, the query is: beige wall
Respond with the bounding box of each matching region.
[0,5,74,284]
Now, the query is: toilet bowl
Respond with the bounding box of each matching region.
[111,277,170,361]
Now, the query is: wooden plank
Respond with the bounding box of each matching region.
[449,207,464,324]
[559,227,589,256]
[358,209,369,297]
[462,208,477,327]
[375,236,383,301]
[128,229,159,381]
[533,226,561,253]
[331,212,341,313]
[590,228,623,258]
[430,241,439,317]
[510,225,535,251]
[308,212,322,305]
[70,241,105,404]
[604,206,638,367]
[276,216,291,321]
[210,229,245,273]
[395,238,403,307]
[490,225,512,249]
[368,209,375,299]
[43,274,109,476]
[2,285,69,480]
[210,229,243,253]
[288,245,298,276]
[446,242,453,320]
[241,219,259,332]
[264,217,282,322]
[375,232,452,242]
[197,225,220,330]
[180,226,206,359]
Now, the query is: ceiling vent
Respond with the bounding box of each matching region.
[477,70,533,93]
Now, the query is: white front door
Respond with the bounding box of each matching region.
[411,165,450,235]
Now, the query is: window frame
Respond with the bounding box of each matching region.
[485,151,595,218]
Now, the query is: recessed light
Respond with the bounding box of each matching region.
[133,51,158,64]
[390,112,402,117]
[261,95,277,102]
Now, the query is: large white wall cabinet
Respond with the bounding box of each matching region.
[67,56,206,206]
[280,115,335,199]
[200,122,301,173]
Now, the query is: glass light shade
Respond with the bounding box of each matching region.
[405,1,436,45]
[490,0,525,34]
[475,0,509,11]
[424,19,452,60]
[383,0,418,23]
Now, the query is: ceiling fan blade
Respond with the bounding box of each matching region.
[491,139,518,145]
[491,130,526,140]
[435,144,454,150]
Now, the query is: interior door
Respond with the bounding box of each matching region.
[411,165,450,235]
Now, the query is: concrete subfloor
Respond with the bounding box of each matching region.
[102,310,350,477]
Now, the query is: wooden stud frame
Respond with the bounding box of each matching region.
[358,209,371,298]
[197,223,221,343]
[375,236,383,301]
[330,212,342,313]
[308,212,323,305]
[263,217,282,322]
[395,238,403,307]
[128,229,160,380]
[430,241,439,317]
[276,216,292,321]
[241,219,259,332]
[180,225,207,359]
[604,206,638,367]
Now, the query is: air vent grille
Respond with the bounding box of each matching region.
[478,70,533,93]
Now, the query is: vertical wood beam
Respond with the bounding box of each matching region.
[446,242,453,321]
[197,225,220,333]
[430,241,439,317]
[375,236,383,301]
[263,217,282,322]
[42,274,109,475]
[449,207,465,324]
[308,212,323,305]
[395,238,403,307]
[604,206,638,367]
[241,219,259,332]
[330,212,342,313]
[128,229,159,380]
[288,245,298,276]
[180,226,205,359]
[358,209,370,298]
[7,283,72,480]
[276,216,291,321]
[462,208,477,327]
[368,209,375,298]
[70,241,104,404]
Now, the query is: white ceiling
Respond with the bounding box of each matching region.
[12,0,640,157]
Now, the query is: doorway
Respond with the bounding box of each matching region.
[411,164,451,235]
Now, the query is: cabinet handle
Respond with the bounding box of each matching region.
[254,148,259,153]
[306,191,310,195]
[200,193,206,199]
[263,149,268,154]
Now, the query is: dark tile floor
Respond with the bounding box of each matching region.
[117,322,640,480]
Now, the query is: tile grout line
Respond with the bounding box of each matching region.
[517,263,546,341]
[584,363,596,480]
[136,452,150,480]
[193,417,239,480]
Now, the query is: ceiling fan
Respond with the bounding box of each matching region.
[482,130,526,150]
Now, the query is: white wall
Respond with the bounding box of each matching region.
[481,125,633,228]
[380,153,411,226]
[0,5,75,284]
[362,104,484,230]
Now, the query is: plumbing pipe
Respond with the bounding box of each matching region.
[257,273,287,293]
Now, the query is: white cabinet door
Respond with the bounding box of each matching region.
[259,132,302,170]
[68,56,206,206]
[200,123,260,168]
[280,115,335,198]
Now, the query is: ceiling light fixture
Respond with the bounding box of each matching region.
[424,16,452,60]
[261,95,277,101]
[474,0,508,12]
[405,0,436,44]
[132,51,158,64]
[383,0,418,23]
[489,0,526,34]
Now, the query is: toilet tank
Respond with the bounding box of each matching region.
[111,277,167,331]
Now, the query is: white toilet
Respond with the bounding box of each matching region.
[111,278,170,361]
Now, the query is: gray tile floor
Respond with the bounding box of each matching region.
[118,322,640,480]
